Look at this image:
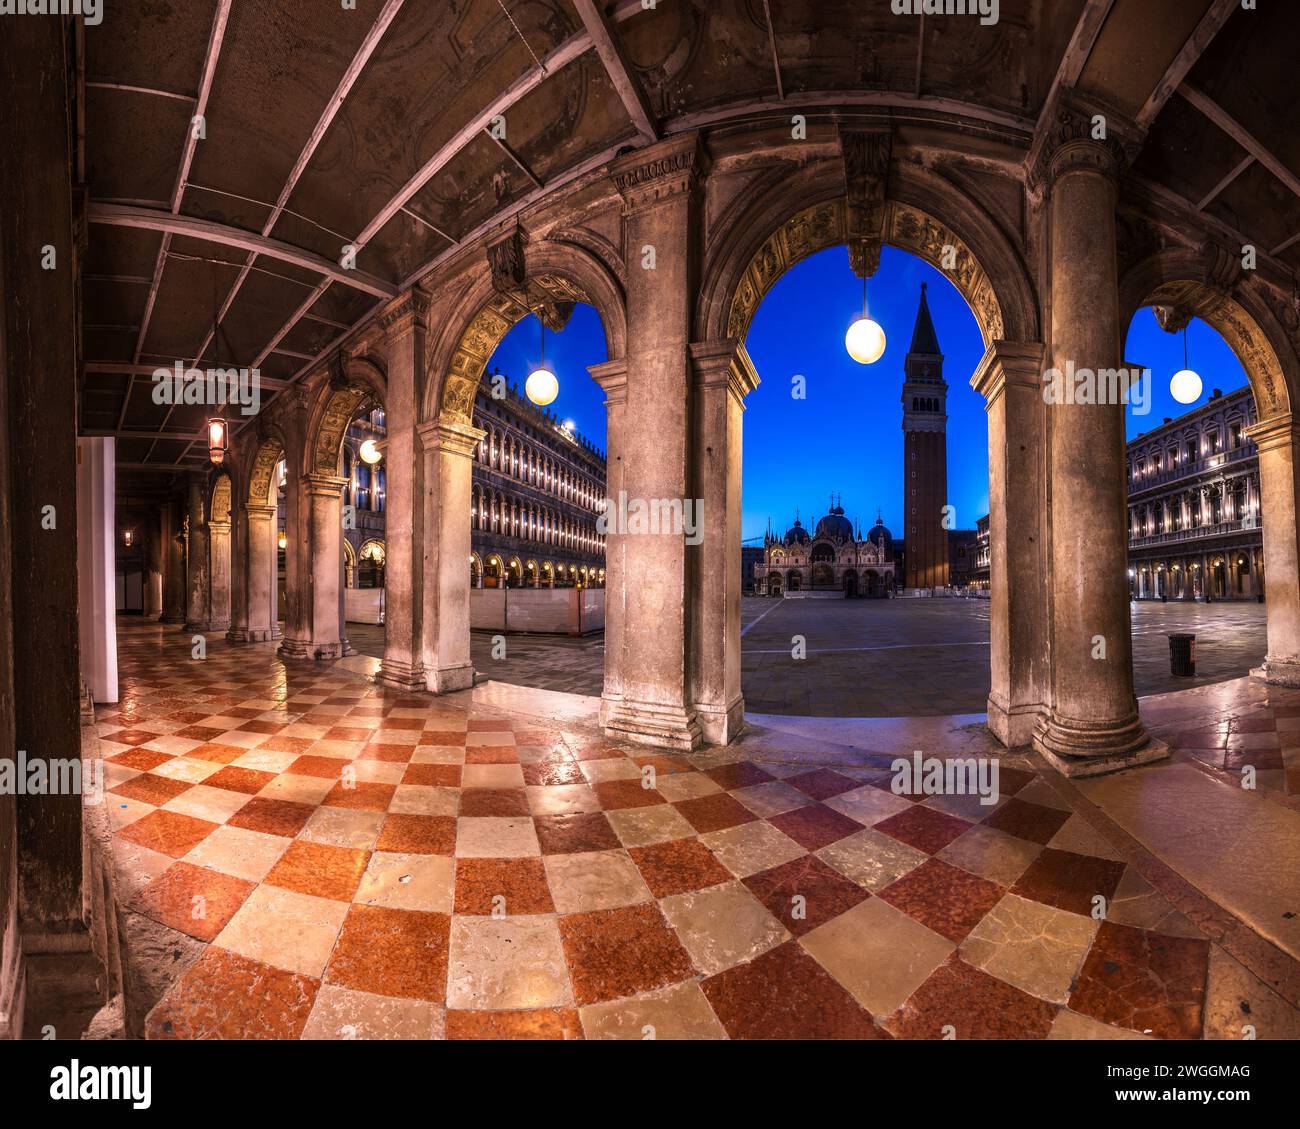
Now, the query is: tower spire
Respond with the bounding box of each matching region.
[908,281,942,355]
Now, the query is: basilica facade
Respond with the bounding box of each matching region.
[756,501,896,597]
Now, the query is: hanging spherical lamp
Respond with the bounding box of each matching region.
[845,275,886,365]
[358,438,382,465]
[1170,326,1202,405]
[525,316,559,406]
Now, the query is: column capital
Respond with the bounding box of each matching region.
[378,288,433,341]
[417,417,485,459]
[244,503,277,519]
[1245,411,1299,452]
[970,341,1045,404]
[207,519,232,535]
[588,359,628,404]
[1036,93,1143,187]
[609,132,708,211]
[689,339,760,406]
[302,472,347,497]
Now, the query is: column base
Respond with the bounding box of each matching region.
[693,695,745,747]
[182,621,207,634]
[225,629,249,643]
[278,639,311,660]
[427,663,475,694]
[208,619,231,633]
[985,693,1041,749]
[376,658,429,693]
[312,642,342,661]
[1252,659,1300,687]
[242,629,274,643]
[602,696,702,752]
[1032,711,1168,777]
[159,612,184,625]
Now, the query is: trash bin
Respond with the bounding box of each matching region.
[1168,633,1196,677]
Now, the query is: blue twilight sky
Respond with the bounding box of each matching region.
[485,247,1250,544]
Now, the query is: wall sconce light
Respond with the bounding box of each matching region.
[208,417,229,465]
[123,529,134,547]
[278,531,287,550]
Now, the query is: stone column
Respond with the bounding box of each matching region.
[687,340,758,745]
[973,342,1049,747]
[0,11,85,938]
[243,504,277,641]
[207,517,232,632]
[1034,116,1164,776]
[183,474,210,633]
[76,438,118,706]
[589,357,624,700]
[161,495,187,623]
[601,134,706,751]
[419,419,484,692]
[305,474,346,660]
[378,296,428,689]
[1246,415,1300,682]
[279,467,312,659]
[143,509,163,618]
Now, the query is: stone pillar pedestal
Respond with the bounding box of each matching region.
[600,134,706,752]
[377,296,428,692]
[207,519,232,633]
[1247,414,1300,684]
[182,475,209,633]
[972,342,1048,747]
[241,503,277,642]
[687,339,758,746]
[419,419,483,693]
[305,474,346,660]
[1033,127,1165,777]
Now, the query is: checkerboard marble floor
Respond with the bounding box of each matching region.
[94,620,1300,1039]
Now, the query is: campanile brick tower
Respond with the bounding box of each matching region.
[901,283,950,591]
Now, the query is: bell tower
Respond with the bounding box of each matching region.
[901,283,950,591]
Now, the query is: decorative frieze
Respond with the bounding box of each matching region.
[610,134,707,211]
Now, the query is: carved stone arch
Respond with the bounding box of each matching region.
[1119,246,1297,420]
[244,415,292,507]
[304,353,389,478]
[698,156,1039,349]
[423,238,628,425]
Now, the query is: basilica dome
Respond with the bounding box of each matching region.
[868,512,893,552]
[814,511,855,542]
[783,518,809,546]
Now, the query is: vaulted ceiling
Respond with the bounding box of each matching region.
[79,0,1300,497]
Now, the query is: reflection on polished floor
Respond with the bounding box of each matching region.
[94,621,1300,1039]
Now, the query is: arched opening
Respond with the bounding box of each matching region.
[240,438,288,645]
[739,241,992,718]
[302,365,387,662]
[1121,290,1283,691]
[428,272,616,695]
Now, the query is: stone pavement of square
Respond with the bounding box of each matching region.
[352,599,1265,718]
